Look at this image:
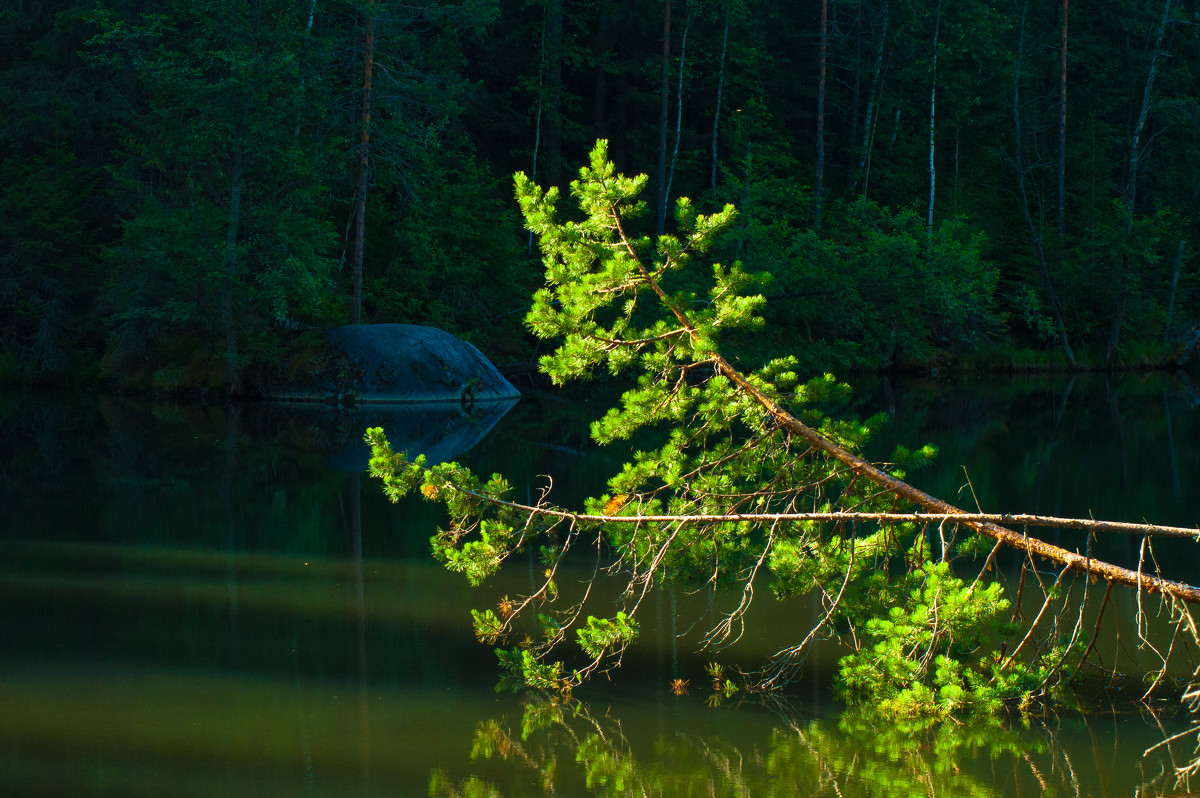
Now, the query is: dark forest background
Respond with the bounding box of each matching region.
[4,0,1200,394]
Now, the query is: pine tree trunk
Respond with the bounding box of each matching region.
[352,1,376,326]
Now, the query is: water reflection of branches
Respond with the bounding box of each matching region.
[432,695,1197,797]
[1145,673,1200,791]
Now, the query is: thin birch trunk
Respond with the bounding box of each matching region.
[890,94,901,145]
[736,139,751,252]
[710,0,730,189]
[529,2,549,252]
[543,0,563,187]
[1165,239,1185,343]
[222,148,245,396]
[853,1,888,198]
[927,0,941,236]
[293,0,317,138]
[665,1,693,215]
[848,5,861,186]
[1056,0,1068,240]
[1107,0,1173,369]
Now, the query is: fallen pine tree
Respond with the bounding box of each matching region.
[368,142,1200,722]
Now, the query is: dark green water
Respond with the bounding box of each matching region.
[1,374,1199,796]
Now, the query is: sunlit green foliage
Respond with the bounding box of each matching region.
[369,143,1080,718]
[836,562,1063,717]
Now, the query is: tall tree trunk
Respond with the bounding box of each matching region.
[851,1,888,198]
[847,3,862,180]
[351,0,376,326]
[814,0,828,230]
[710,0,730,189]
[926,0,941,235]
[1164,239,1185,343]
[222,147,245,396]
[1056,0,1068,241]
[890,93,901,145]
[665,1,693,214]
[735,139,752,252]
[543,0,564,187]
[1012,0,1076,367]
[293,0,318,138]
[529,2,550,253]
[656,0,672,236]
[1107,0,1173,369]
[218,0,264,396]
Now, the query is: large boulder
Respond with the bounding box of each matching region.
[274,323,521,405]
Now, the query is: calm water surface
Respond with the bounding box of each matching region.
[2,373,1199,796]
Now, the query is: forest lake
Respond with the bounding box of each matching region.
[1,370,1199,796]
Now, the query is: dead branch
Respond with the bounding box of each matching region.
[437,474,1200,604]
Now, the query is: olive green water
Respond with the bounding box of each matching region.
[1,373,1199,796]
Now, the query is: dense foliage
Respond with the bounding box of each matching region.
[3,0,1200,389]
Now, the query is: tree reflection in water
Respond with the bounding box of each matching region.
[431,694,1200,798]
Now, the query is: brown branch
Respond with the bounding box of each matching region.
[710,354,1200,603]
[439,469,1200,605]
[1076,581,1114,672]
[460,495,1200,540]
[600,197,1200,604]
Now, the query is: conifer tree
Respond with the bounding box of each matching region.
[363,143,1200,716]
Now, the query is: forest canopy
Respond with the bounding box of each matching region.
[2,0,1200,389]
